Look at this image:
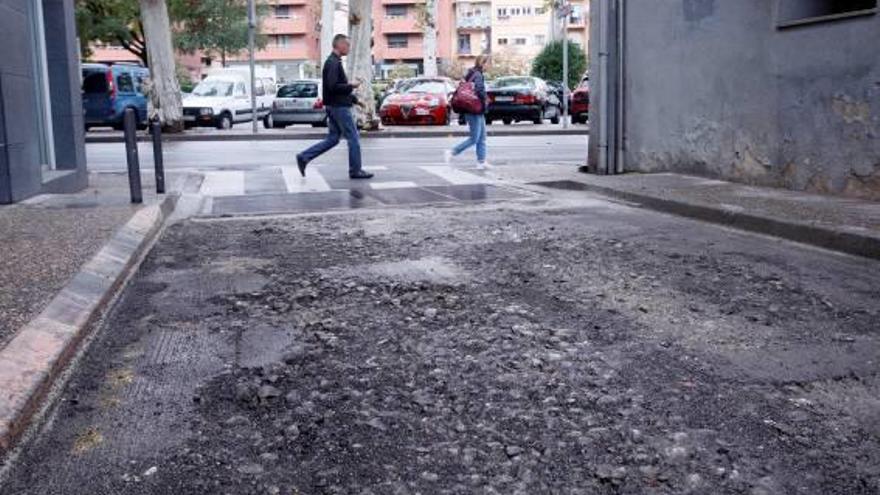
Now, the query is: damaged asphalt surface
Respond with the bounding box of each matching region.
[2,193,879,494]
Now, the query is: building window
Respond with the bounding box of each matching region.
[534,34,546,45]
[275,35,292,47]
[536,6,547,14]
[777,0,877,28]
[458,34,472,54]
[388,34,409,48]
[497,37,508,45]
[514,37,527,45]
[386,5,407,18]
[497,7,508,18]
[275,5,291,18]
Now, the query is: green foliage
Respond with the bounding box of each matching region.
[387,63,417,80]
[531,40,587,89]
[173,0,268,65]
[75,0,268,67]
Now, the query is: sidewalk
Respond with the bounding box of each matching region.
[84,122,589,143]
[0,173,177,452]
[498,166,880,259]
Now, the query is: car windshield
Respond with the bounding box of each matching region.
[82,70,109,93]
[192,80,234,97]
[492,78,535,89]
[277,83,318,98]
[404,81,447,94]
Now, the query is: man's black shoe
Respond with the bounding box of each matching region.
[296,154,308,177]
[349,171,374,180]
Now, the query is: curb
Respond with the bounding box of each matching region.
[0,194,178,454]
[573,181,880,260]
[85,127,589,143]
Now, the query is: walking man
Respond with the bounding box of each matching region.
[296,34,373,180]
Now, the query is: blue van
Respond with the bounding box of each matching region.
[81,63,150,130]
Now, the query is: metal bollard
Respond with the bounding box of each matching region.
[123,108,143,204]
[150,118,165,194]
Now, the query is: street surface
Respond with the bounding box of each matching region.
[2,161,878,494]
[85,134,588,172]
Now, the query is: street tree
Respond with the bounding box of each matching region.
[76,0,148,65]
[140,0,184,131]
[320,0,335,64]
[347,0,379,130]
[531,40,587,89]
[416,0,439,77]
[174,0,267,67]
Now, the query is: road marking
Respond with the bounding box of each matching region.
[419,166,492,185]
[364,165,389,171]
[200,171,245,197]
[370,181,419,190]
[281,166,332,193]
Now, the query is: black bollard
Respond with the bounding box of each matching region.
[150,118,165,194]
[123,108,142,204]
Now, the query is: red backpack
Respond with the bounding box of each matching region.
[450,71,483,114]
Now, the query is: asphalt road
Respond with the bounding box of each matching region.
[85,134,589,172]
[2,183,878,494]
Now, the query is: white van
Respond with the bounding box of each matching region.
[182,71,275,129]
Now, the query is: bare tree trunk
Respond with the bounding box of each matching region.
[139,0,183,131]
[320,0,335,65]
[347,0,378,130]
[422,0,438,76]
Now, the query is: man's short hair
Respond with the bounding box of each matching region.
[332,34,349,47]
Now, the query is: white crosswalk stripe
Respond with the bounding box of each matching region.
[419,166,492,185]
[199,171,245,197]
[280,166,332,193]
[370,181,419,190]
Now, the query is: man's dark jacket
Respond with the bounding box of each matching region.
[322,52,356,107]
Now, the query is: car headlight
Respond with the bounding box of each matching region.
[199,108,213,116]
[425,98,440,107]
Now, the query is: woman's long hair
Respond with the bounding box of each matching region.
[474,55,489,71]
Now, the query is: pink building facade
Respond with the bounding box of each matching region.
[372,0,455,78]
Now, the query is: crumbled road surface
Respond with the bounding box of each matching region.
[2,194,879,494]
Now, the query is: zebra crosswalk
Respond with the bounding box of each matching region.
[198,165,494,198]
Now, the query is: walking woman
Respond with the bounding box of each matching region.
[445,55,491,169]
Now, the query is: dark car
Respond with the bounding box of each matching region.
[570,76,590,124]
[486,76,560,125]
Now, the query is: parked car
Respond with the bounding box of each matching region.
[182,70,274,129]
[546,80,565,104]
[486,76,561,125]
[379,77,456,126]
[570,76,590,124]
[81,63,150,130]
[267,79,327,128]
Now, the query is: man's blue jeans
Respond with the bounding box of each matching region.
[452,113,487,163]
[299,106,362,175]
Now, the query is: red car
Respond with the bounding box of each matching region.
[379,78,456,126]
[570,77,590,124]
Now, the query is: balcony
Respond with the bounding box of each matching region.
[263,17,310,35]
[456,15,491,29]
[377,39,424,60]
[272,0,310,5]
[567,15,587,28]
[382,16,421,33]
[382,0,424,4]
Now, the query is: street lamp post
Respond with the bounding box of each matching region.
[247,0,257,134]
[560,0,570,129]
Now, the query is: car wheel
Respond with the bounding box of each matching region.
[550,106,560,125]
[216,113,233,130]
[502,118,513,125]
[443,107,451,126]
[486,118,493,125]
[459,116,466,125]
[263,113,274,129]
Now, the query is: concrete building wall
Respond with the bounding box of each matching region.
[0,0,87,203]
[617,0,880,199]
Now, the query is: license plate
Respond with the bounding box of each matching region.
[283,100,311,109]
[184,115,196,122]
[495,96,514,102]
[415,108,430,116]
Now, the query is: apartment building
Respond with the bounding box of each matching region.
[491,0,588,62]
[453,0,492,65]
[227,0,321,82]
[372,0,455,79]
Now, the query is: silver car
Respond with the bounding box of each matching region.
[267,79,327,128]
